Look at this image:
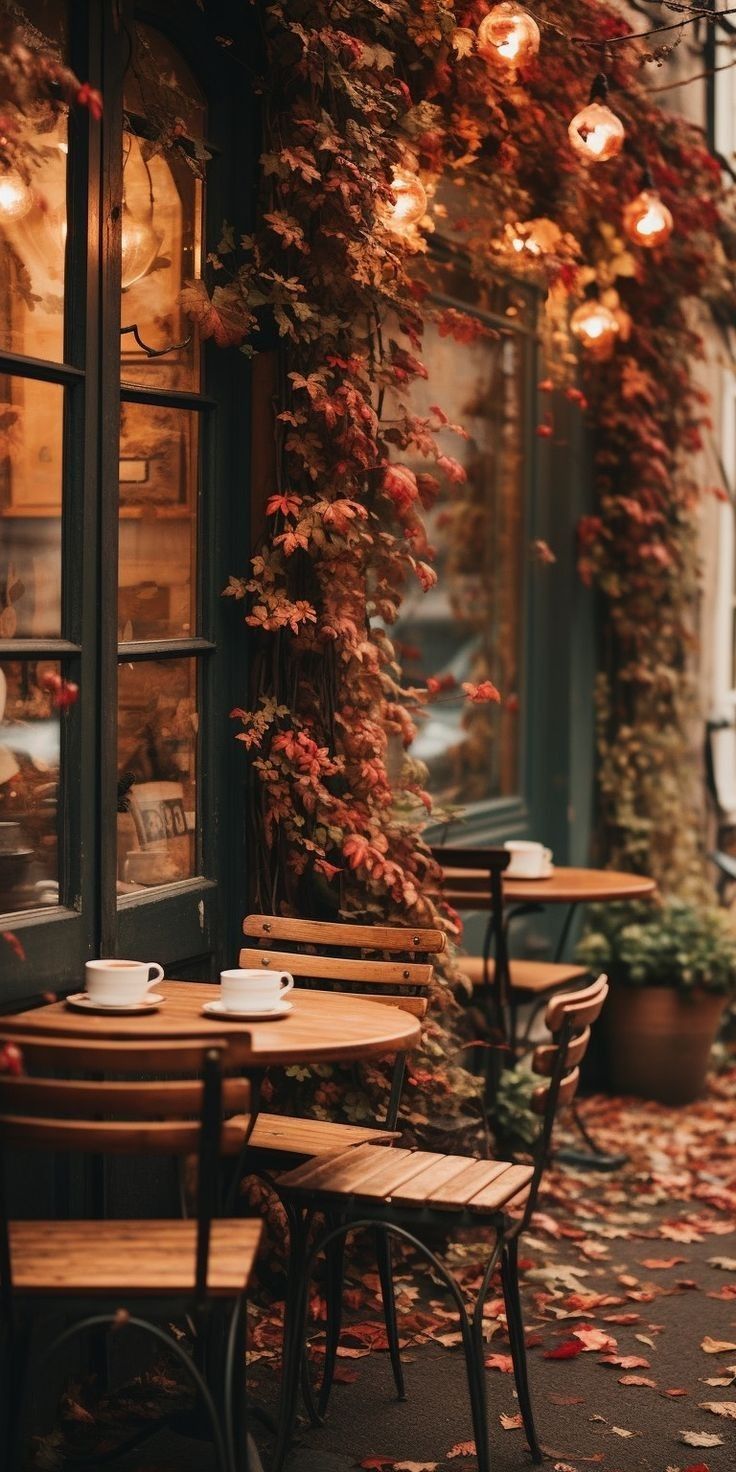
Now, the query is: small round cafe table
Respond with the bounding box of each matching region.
[441,865,657,963]
[1,981,421,1068]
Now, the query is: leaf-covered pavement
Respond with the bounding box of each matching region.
[246,1065,736,1472]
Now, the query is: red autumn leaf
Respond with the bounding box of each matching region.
[572,1326,617,1353]
[599,1354,651,1369]
[446,1444,476,1459]
[639,1256,686,1269]
[485,1353,514,1373]
[461,680,501,704]
[500,1412,523,1429]
[544,1340,583,1360]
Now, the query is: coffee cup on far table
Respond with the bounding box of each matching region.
[504,840,553,879]
[85,958,165,1007]
[220,967,294,1014]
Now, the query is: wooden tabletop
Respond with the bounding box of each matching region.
[1,982,421,1068]
[440,865,657,907]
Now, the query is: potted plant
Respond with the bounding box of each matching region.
[576,899,736,1105]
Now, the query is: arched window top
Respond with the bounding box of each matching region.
[125,21,207,142]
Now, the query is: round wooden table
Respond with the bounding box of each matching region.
[1,981,421,1068]
[442,865,657,908]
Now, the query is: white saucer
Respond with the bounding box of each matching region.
[65,992,166,1014]
[506,865,555,881]
[201,999,293,1022]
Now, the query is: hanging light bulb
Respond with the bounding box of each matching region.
[568,73,625,164]
[380,168,427,234]
[477,3,540,71]
[120,204,163,291]
[570,283,620,361]
[623,167,673,248]
[0,167,33,221]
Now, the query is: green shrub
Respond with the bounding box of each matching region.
[576,899,736,995]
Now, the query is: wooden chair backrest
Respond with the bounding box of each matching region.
[241,914,445,1016]
[430,845,509,876]
[530,975,608,1117]
[0,1034,250,1157]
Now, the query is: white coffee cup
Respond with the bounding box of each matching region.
[220,967,294,1014]
[85,958,165,1006]
[504,840,553,879]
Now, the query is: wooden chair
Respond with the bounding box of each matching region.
[239,914,444,1410]
[0,1033,261,1472]
[431,845,588,1056]
[273,975,609,1472]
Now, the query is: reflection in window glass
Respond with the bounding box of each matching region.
[0,660,60,912]
[119,132,203,390]
[121,22,205,392]
[391,318,525,810]
[118,404,198,640]
[0,0,68,361]
[117,658,198,891]
[0,379,63,637]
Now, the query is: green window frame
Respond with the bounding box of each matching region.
[0,0,253,1004]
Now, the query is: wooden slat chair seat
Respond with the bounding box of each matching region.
[0,1033,261,1471]
[8,1219,262,1296]
[458,955,589,995]
[272,976,609,1472]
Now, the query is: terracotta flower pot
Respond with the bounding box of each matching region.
[604,985,727,1106]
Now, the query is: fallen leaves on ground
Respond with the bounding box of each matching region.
[701,1336,736,1354]
[678,1430,726,1446]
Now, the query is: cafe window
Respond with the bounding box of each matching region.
[0,2,250,999]
[392,252,537,827]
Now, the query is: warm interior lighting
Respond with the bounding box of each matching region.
[570,288,620,361]
[381,169,427,233]
[477,3,540,69]
[623,187,673,249]
[120,206,163,291]
[0,168,33,221]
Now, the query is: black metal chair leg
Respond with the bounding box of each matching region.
[500,1237,542,1465]
[224,1294,248,1472]
[273,1216,310,1472]
[375,1226,406,1402]
[315,1216,346,1421]
[1,1315,30,1468]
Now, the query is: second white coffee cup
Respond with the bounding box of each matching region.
[220,967,294,1013]
[504,840,553,879]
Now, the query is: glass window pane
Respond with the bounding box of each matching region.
[121,23,206,391]
[117,657,198,892]
[119,133,203,391]
[391,319,525,809]
[0,659,60,913]
[0,377,63,637]
[118,403,198,640]
[0,1,68,361]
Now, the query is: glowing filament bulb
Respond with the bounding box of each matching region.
[0,168,32,221]
[478,4,540,69]
[623,188,673,248]
[570,294,620,360]
[381,169,427,233]
[568,100,625,163]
